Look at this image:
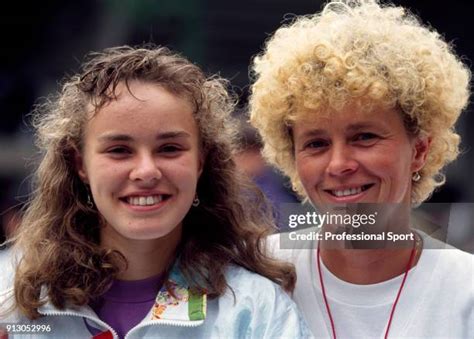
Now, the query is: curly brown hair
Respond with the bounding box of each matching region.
[12,45,295,319]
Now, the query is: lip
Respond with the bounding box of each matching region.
[121,190,171,198]
[120,196,171,212]
[322,183,375,203]
[119,191,172,212]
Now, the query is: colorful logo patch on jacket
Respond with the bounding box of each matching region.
[151,280,206,321]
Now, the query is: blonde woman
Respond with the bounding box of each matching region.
[0,45,310,338]
[250,0,473,338]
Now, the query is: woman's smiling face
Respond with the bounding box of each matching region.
[292,103,430,206]
[76,81,202,243]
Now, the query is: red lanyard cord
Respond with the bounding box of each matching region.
[316,237,417,339]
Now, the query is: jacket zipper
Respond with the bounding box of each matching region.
[40,310,119,339]
[125,319,204,338]
[40,310,204,338]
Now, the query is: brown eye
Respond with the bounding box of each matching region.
[108,146,130,154]
[159,144,183,155]
[306,139,330,149]
[354,133,378,142]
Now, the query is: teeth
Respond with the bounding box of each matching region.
[127,195,164,206]
[332,187,363,197]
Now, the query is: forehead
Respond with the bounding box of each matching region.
[85,81,198,136]
[291,102,403,133]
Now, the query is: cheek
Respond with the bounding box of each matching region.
[88,161,127,195]
[295,155,324,187]
[165,156,201,187]
[367,150,411,179]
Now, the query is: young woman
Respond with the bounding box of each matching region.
[0,45,310,338]
[250,0,473,338]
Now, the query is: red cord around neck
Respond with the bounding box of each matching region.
[316,237,417,339]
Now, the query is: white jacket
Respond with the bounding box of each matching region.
[0,248,312,338]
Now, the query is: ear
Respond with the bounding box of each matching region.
[74,148,89,184]
[197,151,205,178]
[411,135,432,172]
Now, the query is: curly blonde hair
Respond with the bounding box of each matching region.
[12,45,295,319]
[249,0,471,204]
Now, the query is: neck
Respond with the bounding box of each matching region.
[319,203,421,284]
[319,246,420,284]
[101,224,182,281]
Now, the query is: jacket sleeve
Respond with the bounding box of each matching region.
[226,267,312,339]
[0,248,21,324]
[251,282,313,339]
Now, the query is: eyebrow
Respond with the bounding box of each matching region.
[300,122,382,139]
[346,122,380,131]
[97,131,191,142]
[300,129,326,139]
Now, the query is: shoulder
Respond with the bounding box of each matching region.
[219,265,312,337]
[266,230,315,263]
[0,247,21,322]
[0,247,18,293]
[266,233,296,260]
[429,246,473,276]
[418,232,474,286]
[222,265,295,310]
[224,265,285,297]
[420,231,473,263]
[222,265,303,317]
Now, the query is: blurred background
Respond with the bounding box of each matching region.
[1,0,473,246]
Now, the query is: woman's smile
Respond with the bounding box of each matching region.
[76,81,203,241]
[292,103,429,206]
[322,183,376,202]
[119,192,172,211]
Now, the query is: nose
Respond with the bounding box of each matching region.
[326,143,359,177]
[129,152,162,184]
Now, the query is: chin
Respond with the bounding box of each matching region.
[123,229,176,241]
[110,219,179,240]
